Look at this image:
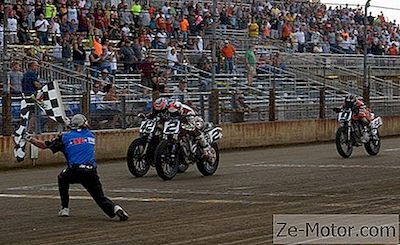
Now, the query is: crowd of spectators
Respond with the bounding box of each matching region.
[1,0,400,84]
[249,1,400,55]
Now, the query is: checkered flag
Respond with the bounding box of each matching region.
[35,81,69,125]
[14,81,69,162]
[13,98,33,162]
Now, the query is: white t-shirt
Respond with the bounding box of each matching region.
[162,6,170,14]
[157,31,168,44]
[52,22,61,36]
[54,42,62,59]
[167,48,178,67]
[121,26,130,36]
[79,0,86,8]
[7,18,18,33]
[108,51,117,71]
[35,19,49,32]
[0,26,3,46]
[294,31,305,44]
[68,7,78,23]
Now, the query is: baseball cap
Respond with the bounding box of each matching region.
[69,114,88,129]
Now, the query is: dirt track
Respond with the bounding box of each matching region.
[1,138,400,244]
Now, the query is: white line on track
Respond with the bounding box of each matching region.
[235,162,400,169]
[6,186,317,198]
[0,193,268,205]
[384,148,400,152]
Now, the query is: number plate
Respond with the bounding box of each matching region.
[371,117,383,128]
[139,119,157,133]
[207,127,223,143]
[338,111,352,122]
[163,120,181,135]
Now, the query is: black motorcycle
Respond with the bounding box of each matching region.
[126,116,162,177]
[154,117,223,180]
[334,107,383,158]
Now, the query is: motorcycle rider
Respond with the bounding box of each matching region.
[342,94,373,141]
[167,101,212,159]
[146,97,170,119]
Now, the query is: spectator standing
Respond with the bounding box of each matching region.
[62,37,72,68]
[119,41,137,73]
[73,36,86,72]
[294,27,305,53]
[89,47,102,76]
[221,40,236,74]
[245,45,257,86]
[7,11,18,44]
[44,0,57,20]
[53,37,62,60]
[22,61,41,132]
[17,20,30,44]
[22,61,41,96]
[131,0,142,27]
[93,35,103,56]
[68,2,78,24]
[109,46,118,75]
[194,35,204,53]
[167,46,179,68]
[180,16,189,43]
[0,20,3,47]
[35,14,49,45]
[10,62,23,95]
[248,18,259,38]
[138,56,155,87]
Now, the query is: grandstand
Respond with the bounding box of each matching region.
[1,0,400,133]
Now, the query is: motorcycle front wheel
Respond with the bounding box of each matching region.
[335,127,353,158]
[127,138,150,177]
[154,140,179,180]
[197,143,220,176]
[364,132,381,156]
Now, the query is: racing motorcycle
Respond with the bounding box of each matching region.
[126,115,162,177]
[154,117,223,180]
[334,107,383,158]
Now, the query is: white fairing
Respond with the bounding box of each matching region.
[207,127,223,143]
[371,117,383,129]
[139,119,157,133]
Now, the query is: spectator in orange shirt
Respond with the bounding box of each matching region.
[221,40,236,74]
[281,21,291,41]
[93,35,103,56]
[180,16,189,42]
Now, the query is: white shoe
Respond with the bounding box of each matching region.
[58,208,69,217]
[114,205,129,221]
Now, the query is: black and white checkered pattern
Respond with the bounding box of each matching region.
[14,81,69,162]
[35,81,69,125]
[13,98,33,162]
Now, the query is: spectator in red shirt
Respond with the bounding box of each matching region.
[387,43,398,55]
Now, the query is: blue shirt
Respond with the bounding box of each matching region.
[46,129,97,167]
[21,70,38,96]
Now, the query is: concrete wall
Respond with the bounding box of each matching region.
[1,116,400,170]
